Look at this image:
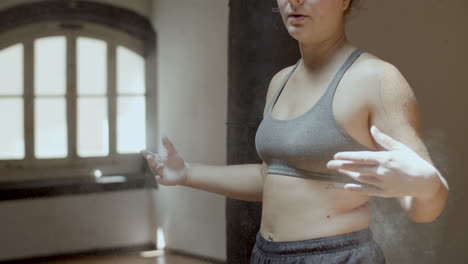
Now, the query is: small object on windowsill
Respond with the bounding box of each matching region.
[94,169,103,178]
[95,176,127,184]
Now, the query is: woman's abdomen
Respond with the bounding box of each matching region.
[260,173,372,242]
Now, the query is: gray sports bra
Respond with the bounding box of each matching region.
[255,49,374,183]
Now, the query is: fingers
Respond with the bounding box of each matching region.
[327,160,383,183]
[140,150,162,164]
[147,153,159,168]
[140,150,165,181]
[370,125,394,150]
[370,125,406,151]
[331,152,398,170]
[327,160,379,169]
[344,183,385,196]
[333,151,387,163]
[325,182,347,190]
[162,136,178,156]
[140,150,162,162]
[140,150,153,159]
[329,163,383,188]
[151,160,165,183]
[147,154,161,175]
[338,169,382,185]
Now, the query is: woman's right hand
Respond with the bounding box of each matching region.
[140,136,191,186]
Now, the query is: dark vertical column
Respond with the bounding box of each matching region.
[226,1,300,263]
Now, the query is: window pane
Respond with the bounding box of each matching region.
[77,97,108,157]
[0,98,24,159]
[77,37,107,95]
[35,98,67,158]
[117,46,145,95]
[0,44,23,95]
[117,96,146,153]
[35,36,66,95]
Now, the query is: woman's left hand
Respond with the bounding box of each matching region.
[326,125,441,200]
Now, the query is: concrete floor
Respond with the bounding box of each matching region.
[16,250,217,264]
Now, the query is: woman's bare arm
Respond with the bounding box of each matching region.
[367,61,449,222]
[145,68,289,201]
[179,68,291,201]
[181,162,267,202]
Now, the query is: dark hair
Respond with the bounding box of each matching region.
[344,0,360,17]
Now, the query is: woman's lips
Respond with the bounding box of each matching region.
[288,15,307,22]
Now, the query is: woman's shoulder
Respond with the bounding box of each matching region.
[262,63,298,116]
[353,51,406,84]
[270,63,297,87]
[353,51,398,75]
[352,50,415,109]
[265,63,297,99]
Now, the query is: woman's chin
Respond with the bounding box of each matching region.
[287,30,309,42]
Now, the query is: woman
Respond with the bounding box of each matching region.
[141,0,449,263]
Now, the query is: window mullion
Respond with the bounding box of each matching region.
[145,44,156,153]
[24,40,34,164]
[67,33,77,161]
[108,42,117,160]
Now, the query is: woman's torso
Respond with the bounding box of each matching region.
[258,47,381,242]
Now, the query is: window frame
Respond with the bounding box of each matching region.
[0,20,156,183]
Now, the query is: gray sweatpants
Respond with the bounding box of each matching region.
[250,228,386,264]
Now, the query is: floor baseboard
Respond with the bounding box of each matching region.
[0,243,156,264]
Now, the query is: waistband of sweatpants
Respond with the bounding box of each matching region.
[255,228,373,255]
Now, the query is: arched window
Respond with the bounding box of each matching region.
[0,1,156,183]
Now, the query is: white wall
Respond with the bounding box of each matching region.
[0,190,156,261]
[151,0,229,261]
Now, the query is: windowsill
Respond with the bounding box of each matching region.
[0,174,157,201]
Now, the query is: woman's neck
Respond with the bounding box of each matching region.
[298,31,353,74]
